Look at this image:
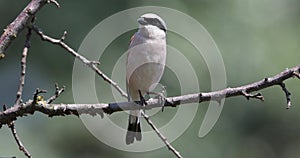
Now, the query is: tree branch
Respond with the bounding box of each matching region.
[31,25,128,98]
[0,64,299,126]
[0,0,53,57]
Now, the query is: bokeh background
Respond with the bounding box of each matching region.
[1,0,300,158]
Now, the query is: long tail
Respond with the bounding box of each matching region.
[126,111,142,144]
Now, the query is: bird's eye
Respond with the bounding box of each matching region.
[151,18,161,27]
[153,18,159,24]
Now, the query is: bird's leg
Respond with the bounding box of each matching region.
[138,90,147,113]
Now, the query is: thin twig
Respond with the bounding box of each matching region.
[46,83,65,104]
[31,25,127,98]
[8,28,33,158]
[141,112,183,158]
[241,91,264,101]
[47,0,60,8]
[14,29,32,106]
[279,82,292,109]
[8,122,31,158]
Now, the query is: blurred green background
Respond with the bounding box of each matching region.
[1,0,300,158]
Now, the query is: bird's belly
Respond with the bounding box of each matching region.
[128,62,165,93]
[126,40,166,99]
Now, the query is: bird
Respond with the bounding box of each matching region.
[126,13,167,145]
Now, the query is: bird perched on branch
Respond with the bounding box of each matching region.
[126,13,167,144]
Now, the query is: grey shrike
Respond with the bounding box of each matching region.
[126,13,167,144]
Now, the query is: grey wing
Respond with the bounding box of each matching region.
[126,32,139,102]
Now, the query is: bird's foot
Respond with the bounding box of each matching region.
[147,86,166,112]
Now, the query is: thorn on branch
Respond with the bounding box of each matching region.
[279,82,292,109]
[3,104,7,111]
[46,83,65,104]
[47,0,60,8]
[241,91,264,101]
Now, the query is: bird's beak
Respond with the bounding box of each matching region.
[137,17,148,25]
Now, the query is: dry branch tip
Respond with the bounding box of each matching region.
[241,91,264,101]
[47,0,60,8]
[60,31,67,41]
[279,82,292,109]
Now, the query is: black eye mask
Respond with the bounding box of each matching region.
[144,17,167,32]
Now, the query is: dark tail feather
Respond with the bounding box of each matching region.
[126,115,142,144]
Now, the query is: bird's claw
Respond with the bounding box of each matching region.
[147,91,166,112]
